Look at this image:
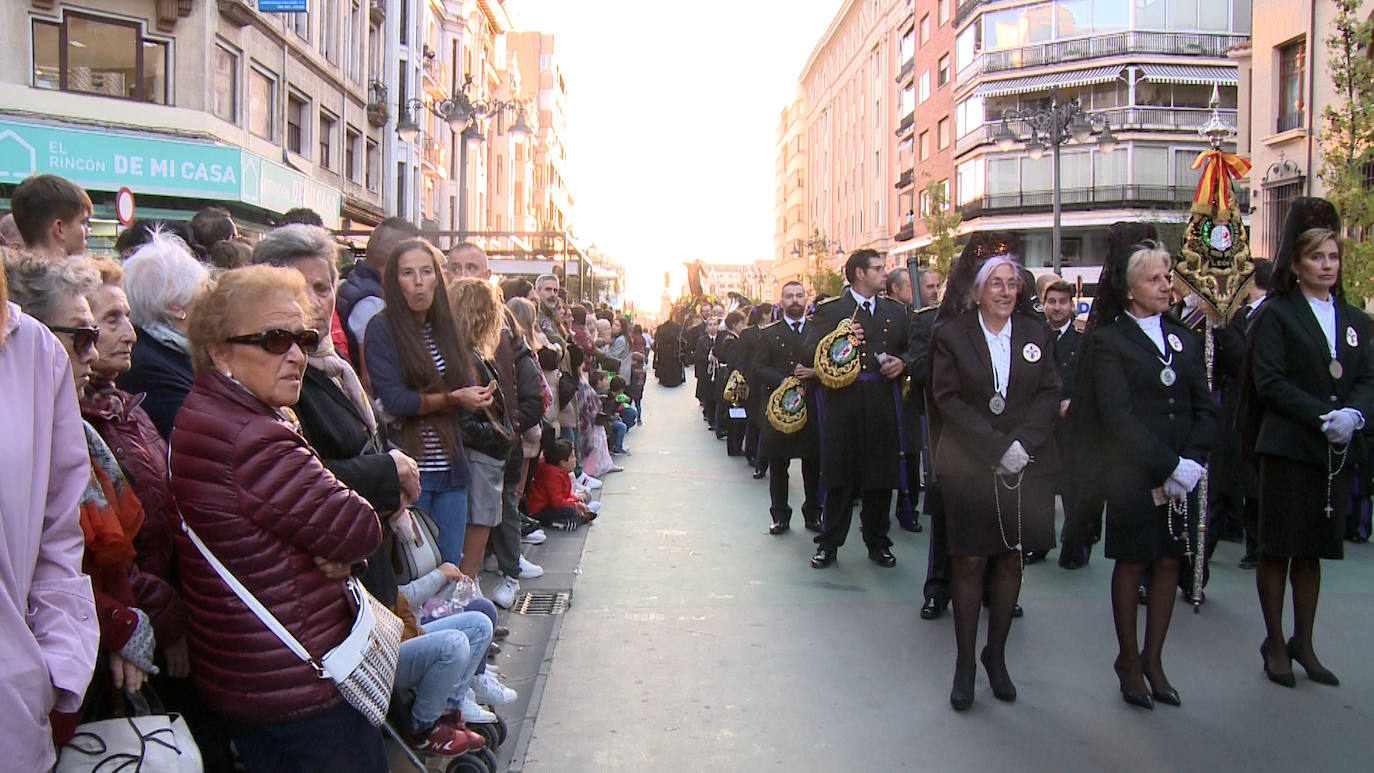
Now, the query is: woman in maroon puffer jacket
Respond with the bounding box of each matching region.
[168,266,385,772]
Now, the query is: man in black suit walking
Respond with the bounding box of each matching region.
[806,250,918,569]
[755,282,822,533]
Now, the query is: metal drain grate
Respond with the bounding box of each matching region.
[514,591,571,615]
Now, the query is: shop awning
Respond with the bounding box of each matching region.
[971,65,1125,97]
[1137,64,1238,86]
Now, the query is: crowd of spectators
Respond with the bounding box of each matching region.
[0,172,648,771]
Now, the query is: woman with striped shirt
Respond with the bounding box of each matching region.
[366,240,495,564]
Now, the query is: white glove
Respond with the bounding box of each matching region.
[1162,477,1189,501]
[999,441,1030,475]
[1319,410,1359,444]
[1171,458,1204,492]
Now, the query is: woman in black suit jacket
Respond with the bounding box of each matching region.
[929,255,1061,712]
[1246,198,1374,688]
[1078,229,1214,710]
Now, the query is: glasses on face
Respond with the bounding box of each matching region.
[985,279,1021,293]
[49,324,100,353]
[225,328,321,355]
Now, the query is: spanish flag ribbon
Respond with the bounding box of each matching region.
[1191,149,1252,211]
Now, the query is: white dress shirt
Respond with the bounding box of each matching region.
[849,288,876,313]
[979,312,1012,396]
[1126,311,1166,355]
[1304,292,1338,359]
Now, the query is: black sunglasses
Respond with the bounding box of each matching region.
[49,324,100,353]
[225,328,321,355]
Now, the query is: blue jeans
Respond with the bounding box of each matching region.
[231,702,386,772]
[463,597,498,675]
[392,610,493,729]
[619,405,638,433]
[608,419,628,451]
[417,471,467,565]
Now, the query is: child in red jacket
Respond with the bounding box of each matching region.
[527,439,596,530]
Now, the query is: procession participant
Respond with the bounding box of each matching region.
[755,281,821,534]
[1040,279,1087,568]
[929,254,1061,711]
[806,249,916,569]
[713,311,747,456]
[741,305,770,477]
[921,234,1019,618]
[1076,228,1214,709]
[695,315,720,428]
[1227,258,1272,568]
[653,316,686,387]
[1246,199,1373,689]
[884,266,926,534]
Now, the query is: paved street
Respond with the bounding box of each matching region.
[516,377,1374,772]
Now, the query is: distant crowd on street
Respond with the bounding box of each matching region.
[652,197,1368,714]
[1,171,653,771]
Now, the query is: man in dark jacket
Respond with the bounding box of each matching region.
[754,282,821,533]
[805,250,918,569]
[695,315,720,428]
[336,216,419,370]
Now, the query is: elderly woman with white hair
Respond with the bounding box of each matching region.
[928,237,1062,712]
[119,231,211,437]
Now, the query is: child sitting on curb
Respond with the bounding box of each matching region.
[527,439,598,531]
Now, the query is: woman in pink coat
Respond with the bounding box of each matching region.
[0,250,100,771]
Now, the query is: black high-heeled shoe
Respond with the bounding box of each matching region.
[1114,659,1154,710]
[1144,673,1180,707]
[980,647,1017,702]
[1287,637,1340,686]
[950,661,976,712]
[1260,638,1296,688]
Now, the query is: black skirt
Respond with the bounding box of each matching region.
[1258,454,1349,560]
[1104,493,1195,564]
[940,472,1055,557]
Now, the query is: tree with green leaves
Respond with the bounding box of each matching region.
[1320,0,1374,303]
[807,266,844,297]
[921,178,962,279]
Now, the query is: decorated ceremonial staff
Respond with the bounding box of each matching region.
[1242,197,1374,689]
[804,250,918,569]
[1069,223,1215,710]
[1168,85,1258,611]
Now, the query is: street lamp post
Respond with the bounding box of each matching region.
[395,74,531,236]
[992,85,1118,273]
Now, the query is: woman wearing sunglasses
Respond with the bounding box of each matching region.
[4,255,174,745]
[167,265,386,771]
[366,240,495,568]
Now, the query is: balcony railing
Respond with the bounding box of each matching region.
[954,0,986,28]
[896,112,916,137]
[894,223,915,242]
[895,169,915,189]
[960,184,1250,218]
[957,32,1249,86]
[954,107,1239,155]
[897,57,915,84]
[420,135,444,171]
[1277,111,1305,133]
[422,56,451,96]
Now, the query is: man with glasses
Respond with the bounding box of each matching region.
[805,250,919,569]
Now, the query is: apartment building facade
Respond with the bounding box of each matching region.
[1234,0,1356,260]
[950,0,1248,280]
[772,88,809,284]
[1,0,390,248]
[889,0,959,269]
[797,0,911,276]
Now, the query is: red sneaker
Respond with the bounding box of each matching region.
[406,721,481,757]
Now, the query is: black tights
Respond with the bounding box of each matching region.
[1110,557,1179,694]
[1257,555,1327,674]
[950,551,1021,677]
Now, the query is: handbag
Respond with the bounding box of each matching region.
[390,507,443,585]
[56,689,202,772]
[180,521,402,727]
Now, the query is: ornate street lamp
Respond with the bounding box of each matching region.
[994,85,1117,273]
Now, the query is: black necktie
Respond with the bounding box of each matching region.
[792,321,801,334]
[862,301,872,315]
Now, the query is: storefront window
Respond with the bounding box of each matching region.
[30,14,167,102]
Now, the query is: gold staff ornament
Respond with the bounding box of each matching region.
[815,313,862,389]
[767,375,808,433]
[722,369,749,406]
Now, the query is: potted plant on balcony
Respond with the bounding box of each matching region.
[366,101,389,127]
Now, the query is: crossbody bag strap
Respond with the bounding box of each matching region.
[166,444,327,677]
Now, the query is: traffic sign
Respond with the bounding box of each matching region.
[115,187,135,226]
[258,1,308,12]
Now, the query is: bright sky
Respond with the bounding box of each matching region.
[508,0,843,309]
